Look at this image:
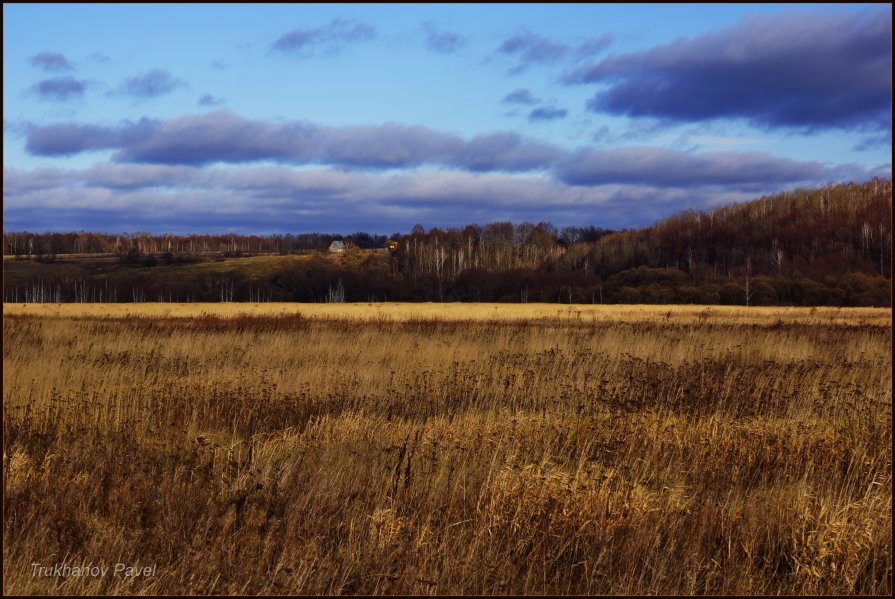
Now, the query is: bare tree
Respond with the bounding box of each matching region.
[743,257,754,307]
[771,239,784,275]
[879,223,891,276]
[218,279,235,302]
[862,222,873,258]
[326,279,345,303]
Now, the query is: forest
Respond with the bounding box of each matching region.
[3,178,891,306]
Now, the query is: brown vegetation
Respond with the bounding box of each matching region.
[3,304,891,594]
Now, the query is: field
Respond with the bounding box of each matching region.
[3,303,892,594]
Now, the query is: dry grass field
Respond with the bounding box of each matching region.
[3,303,892,595]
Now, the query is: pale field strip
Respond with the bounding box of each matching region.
[3,302,891,327]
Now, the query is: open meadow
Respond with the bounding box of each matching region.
[3,303,892,594]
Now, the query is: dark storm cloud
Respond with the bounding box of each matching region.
[528,107,568,122]
[198,94,225,107]
[271,19,375,57]
[555,147,858,188]
[423,22,467,53]
[564,9,892,131]
[24,110,564,173]
[30,77,86,101]
[502,89,539,105]
[114,69,186,99]
[29,52,74,72]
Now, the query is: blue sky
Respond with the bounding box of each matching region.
[4,3,891,234]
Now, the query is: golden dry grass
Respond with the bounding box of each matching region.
[4,302,890,327]
[3,303,892,594]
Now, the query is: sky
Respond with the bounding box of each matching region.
[3,3,891,235]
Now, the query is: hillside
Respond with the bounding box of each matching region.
[3,178,891,306]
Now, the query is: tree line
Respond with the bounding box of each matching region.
[2,230,399,258]
[3,178,891,306]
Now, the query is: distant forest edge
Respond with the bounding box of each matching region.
[3,178,892,306]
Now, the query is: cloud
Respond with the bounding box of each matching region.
[591,120,687,145]
[424,22,467,53]
[450,132,563,172]
[499,30,567,74]
[502,89,539,105]
[3,166,77,196]
[3,119,34,137]
[0,164,657,232]
[554,147,864,188]
[29,52,74,72]
[82,163,197,190]
[114,69,186,99]
[685,135,767,149]
[198,94,225,107]
[30,77,87,101]
[271,18,375,57]
[6,160,884,234]
[24,110,564,172]
[25,118,157,156]
[591,126,612,143]
[22,111,881,196]
[573,35,613,60]
[564,8,892,131]
[497,31,612,75]
[528,107,568,122]
[853,132,892,151]
[7,164,604,233]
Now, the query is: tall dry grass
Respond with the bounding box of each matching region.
[3,304,891,594]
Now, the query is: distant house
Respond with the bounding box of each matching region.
[328,241,346,253]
